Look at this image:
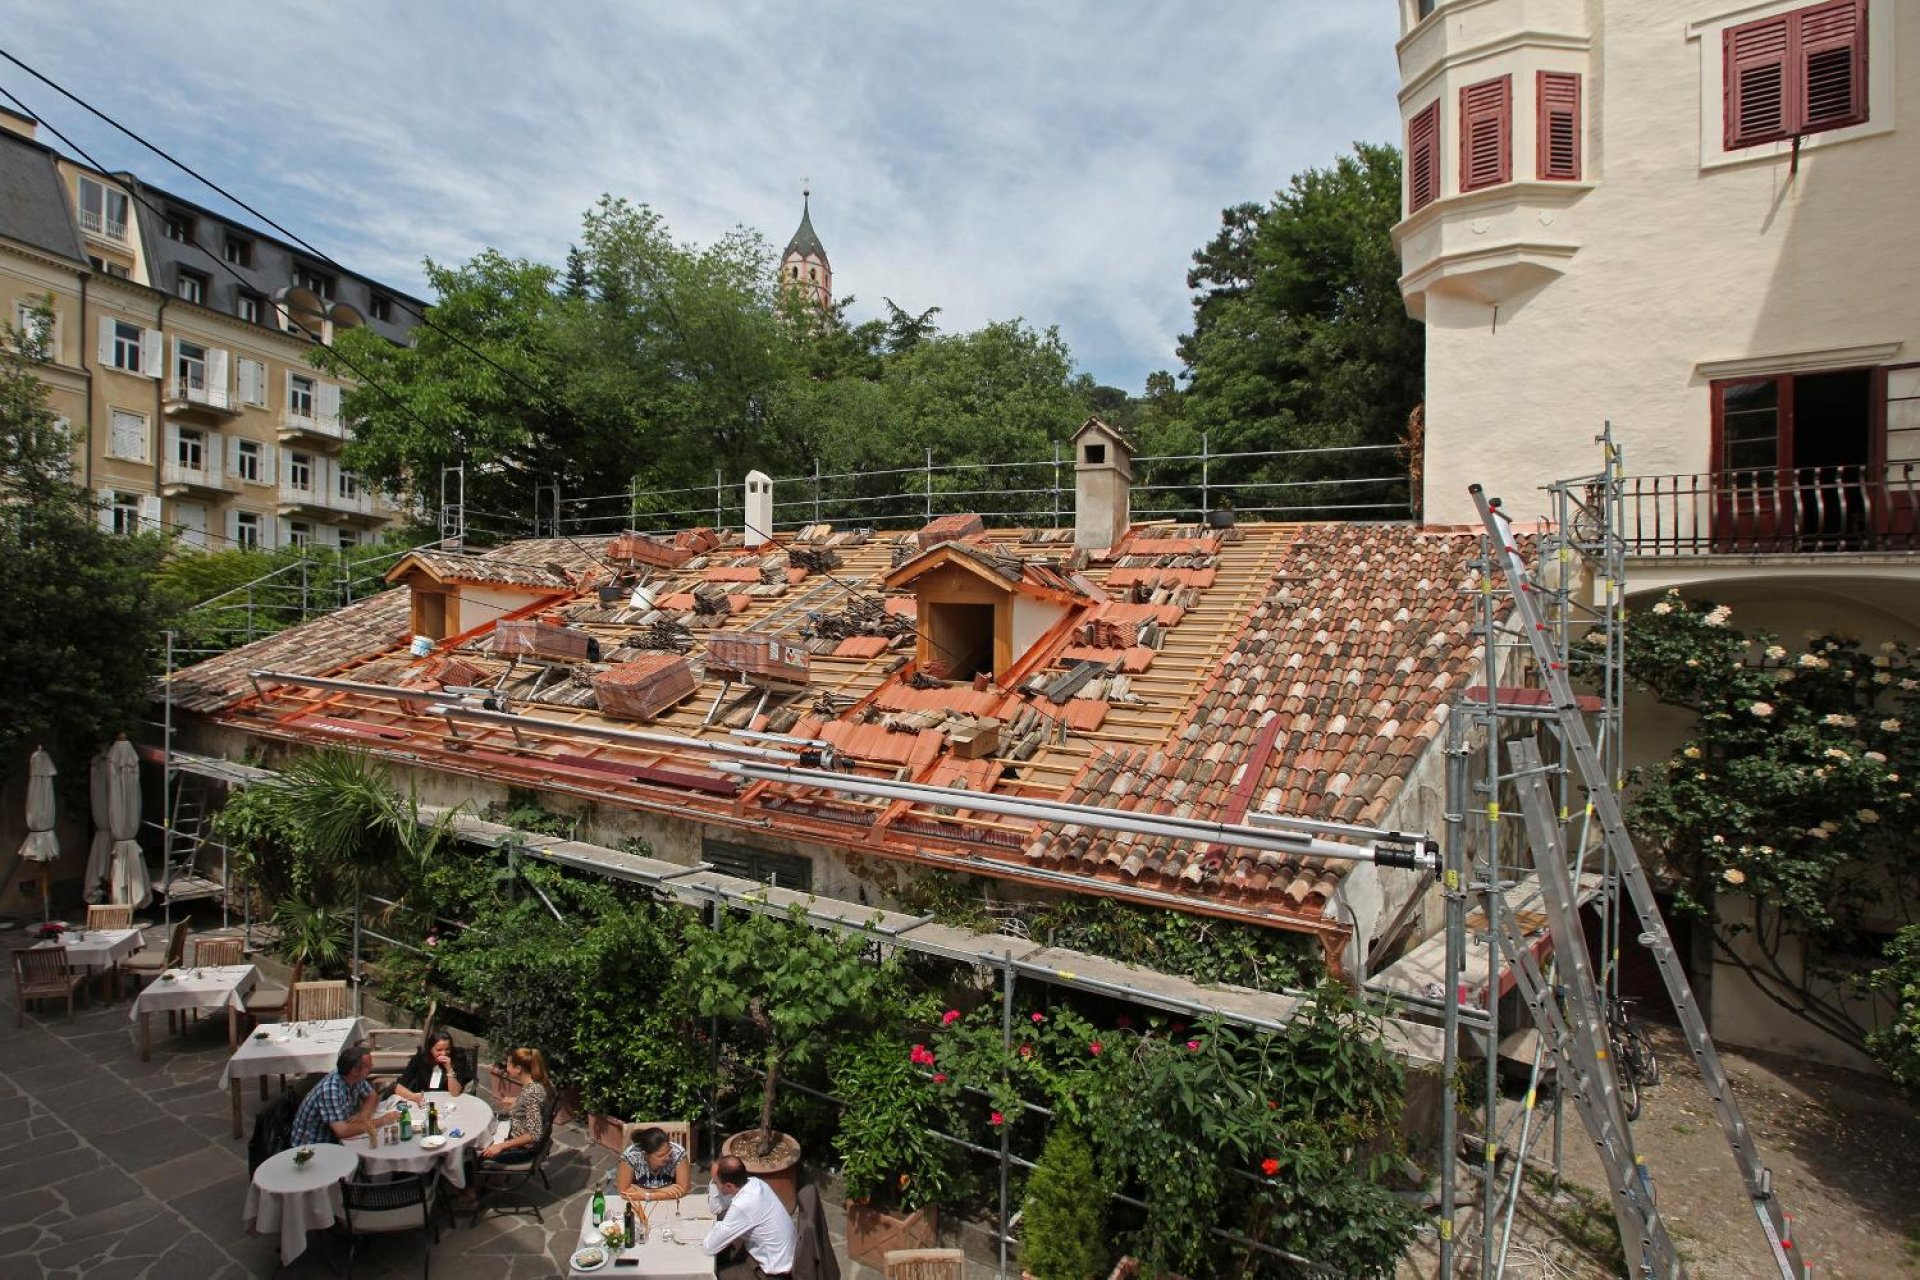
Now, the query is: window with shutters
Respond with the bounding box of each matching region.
[287,519,314,548]
[288,452,314,492]
[108,409,148,461]
[1537,72,1582,180]
[338,469,361,500]
[110,492,142,536]
[176,340,208,394]
[1725,0,1867,149]
[1459,76,1512,192]
[235,511,262,549]
[1407,100,1441,213]
[111,320,144,372]
[236,439,262,483]
[289,373,315,418]
[238,357,267,405]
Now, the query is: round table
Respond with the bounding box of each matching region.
[347,1092,492,1188]
[246,1143,357,1266]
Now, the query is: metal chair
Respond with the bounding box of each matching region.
[342,1171,440,1278]
[884,1249,966,1280]
[290,979,350,1022]
[14,947,86,1025]
[85,904,134,930]
[190,934,245,967]
[467,1090,559,1225]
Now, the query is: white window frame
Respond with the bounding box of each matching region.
[337,469,360,500]
[237,357,267,406]
[287,519,314,548]
[175,426,205,470]
[235,438,262,484]
[288,451,314,492]
[110,491,142,535]
[176,340,208,394]
[237,294,262,325]
[235,510,262,549]
[112,320,144,373]
[337,528,360,549]
[224,237,252,266]
[177,271,207,305]
[13,301,55,354]
[107,409,149,462]
[77,176,129,242]
[288,373,316,419]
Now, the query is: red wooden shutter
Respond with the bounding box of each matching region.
[1459,76,1512,192]
[1797,0,1867,133]
[1407,101,1440,213]
[1537,71,1582,180]
[1725,13,1792,146]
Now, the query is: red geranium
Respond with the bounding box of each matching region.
[1088,1041,1103,1056]
[1260,1157,1280,1177]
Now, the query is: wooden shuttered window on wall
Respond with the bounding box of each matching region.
[1459,76,1512,192]
[1407,101,1441,213]
[1725,0,1867,149]
[1537,72,1582,180]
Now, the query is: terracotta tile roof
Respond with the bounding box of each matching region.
[385,548,580,590]
[175,520,1492,946]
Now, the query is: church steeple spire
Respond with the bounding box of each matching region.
[779,186,831,308]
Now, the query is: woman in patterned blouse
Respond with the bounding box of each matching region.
[617,1125,691,1205]
[478,1046,551,1165]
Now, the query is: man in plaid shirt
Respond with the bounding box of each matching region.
[290,1042,395,1147]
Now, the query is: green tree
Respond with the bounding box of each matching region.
[1171,144,1422,516]
[1022,1126,1108,1280]
[0,303,172,765]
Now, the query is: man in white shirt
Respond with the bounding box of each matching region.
[703,1155,797,1279]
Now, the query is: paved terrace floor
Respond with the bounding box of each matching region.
[0,922,993,1280]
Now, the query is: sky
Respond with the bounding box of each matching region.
[1,2,1402,394]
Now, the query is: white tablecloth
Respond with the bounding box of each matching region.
[128,964,259,1019]
[245,1143,357,1265]
[220,1017,367,1090]
[567,1197,716,1279]
[34,928,142,973]
[345,1092,491,1189]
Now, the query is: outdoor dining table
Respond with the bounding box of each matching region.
[217,1016,367,1138]
[32,927,143,998]
[127,964,259,1059]
[245,1142,358,1267]
[566,1195,716,1279]
[342,1091,491,1189]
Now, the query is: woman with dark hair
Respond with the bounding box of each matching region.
[617,1125,691,1205]
[390,1031,469,1104]
[477,1046,550,1166]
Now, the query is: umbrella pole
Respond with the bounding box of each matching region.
[41,869,51,923]
[162,629,175,935]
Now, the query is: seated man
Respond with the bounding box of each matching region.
[702,1155,797,1280]
[289,1042,397,1147]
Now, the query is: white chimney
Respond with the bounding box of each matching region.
[744,470,773,548]
[1072,418,1133,552]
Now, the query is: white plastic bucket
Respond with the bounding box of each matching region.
[409,635,434,658]
[629,585,656,611]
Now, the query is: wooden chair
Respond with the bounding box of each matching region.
[14,947,87,1026]
[244,958,303,1027]
[86,904,134,930]
[624,1119,692,1156]
[884,1249,966,1280]
[190,934,245,967]
[122,920,190,1026]
[290,979,350,1022]
[368,999,438,1086]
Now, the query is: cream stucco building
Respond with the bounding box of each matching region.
[0,106,421,551]
[1395,0,1919,1064]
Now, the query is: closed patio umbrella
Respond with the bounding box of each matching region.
[105,735,151,908]
[19,746,59,921]
[84,750,113,904]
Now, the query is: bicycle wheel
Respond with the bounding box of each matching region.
[1613,1039,1643,1121]
[1628,1023,1660,1087]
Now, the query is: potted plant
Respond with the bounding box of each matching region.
[1021,1126,1108,1280]
[679,903,898,1211]
[830,1029,952,1265]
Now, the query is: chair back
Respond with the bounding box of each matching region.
[191,935,245,967]
[86,904,134,930]
[163,919,190,966]
[343,1172,432,1234]
[625,1119,693,1158]
[883,1249,966,1280]
[16,947,74,993]
[291,979,350,1021]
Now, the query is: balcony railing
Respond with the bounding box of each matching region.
[277,409,347,441]
[79,208,128,241]
[169,375,232,413]
[279,481,374,518]
[162,458,232,493]
[1622,465,1920,556]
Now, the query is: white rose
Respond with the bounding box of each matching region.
[1750,702,1774,718]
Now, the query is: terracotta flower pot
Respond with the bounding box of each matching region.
[846,1202,938,1268]
[721,1129,803,1214]
[588,1113,630,1153]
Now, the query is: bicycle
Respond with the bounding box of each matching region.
[1607,996,1660,1120]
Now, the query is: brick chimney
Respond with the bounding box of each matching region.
[1072,417,1132,552]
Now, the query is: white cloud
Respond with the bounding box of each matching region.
[3,0,1400,389]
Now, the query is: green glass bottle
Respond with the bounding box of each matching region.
[398,1105,412,1142]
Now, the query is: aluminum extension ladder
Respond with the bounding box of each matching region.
[1472,484,1810,1280]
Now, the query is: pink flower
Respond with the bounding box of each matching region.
[1171,1021,1186,1033]
[1186,1039,1201,1052]
[1088,1041,1103,1056]
[1116,1015,1132,1029]
[1261,1157,1280,1177]
[1031,1011,1045,1024]
[1018,1044,1033,1058]
[941,1009,962,1025]
[990,1111,1005,1127]
[909,1044,936,1067]
[932,1073,947,1084]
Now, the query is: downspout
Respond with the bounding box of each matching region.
[153,295,167,498]
[79,271,93,490]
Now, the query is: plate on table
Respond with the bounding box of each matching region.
[571,1245,609,1271]
[418,1134,448,1150]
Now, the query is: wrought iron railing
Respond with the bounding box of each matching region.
[1621,464,1920,556]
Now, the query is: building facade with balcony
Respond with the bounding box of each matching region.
[1394,0,1917,1064]
[0,106,421,551]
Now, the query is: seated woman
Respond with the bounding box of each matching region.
[477,1046,551,1167]
[616,1126,691,1206]
[390,1031,470,1105]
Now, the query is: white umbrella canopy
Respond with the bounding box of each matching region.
[19,747,58,863]
[105,735,151,908]
[85,750,113,903]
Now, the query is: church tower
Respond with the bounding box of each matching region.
[779,189,831,309]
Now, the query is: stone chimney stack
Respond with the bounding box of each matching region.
[743,470,773,548]
[1072,418,1132,552]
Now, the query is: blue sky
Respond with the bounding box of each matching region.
[2,2,1402,393]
